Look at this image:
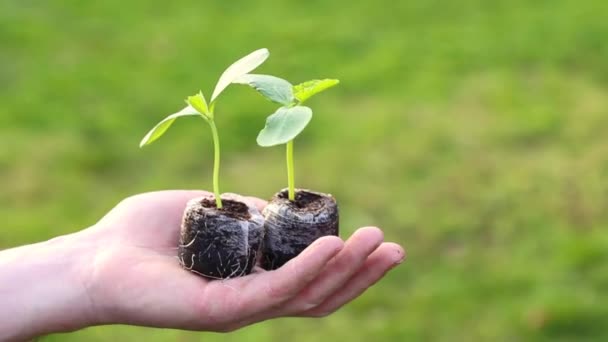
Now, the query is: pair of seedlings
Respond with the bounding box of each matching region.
[140,49,340,279]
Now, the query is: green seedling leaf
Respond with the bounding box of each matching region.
[293,79,340,103]
[234,74,295,105]
[257,106,313,147]
[186,91,209,117]
[139,106,200,147]
[211,48,270,103]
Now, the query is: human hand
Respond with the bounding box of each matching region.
[87,190,405,331]
[0,190,405,339]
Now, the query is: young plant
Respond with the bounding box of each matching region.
[235,74,340,269]
[140,48,270,208]
[139,49,269,279]
[234,75,339,199]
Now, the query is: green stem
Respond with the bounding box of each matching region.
[286,140,295,201]
[209,120,223,208]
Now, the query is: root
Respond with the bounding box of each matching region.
[179,253,233,281]
[188,268,226,280]
[188,254,196,270]
[179,231,199,248]
[226,265,241,279]
[201,242,213,258]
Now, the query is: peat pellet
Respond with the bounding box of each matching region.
[178,195,264,279]
[261,189,339,270]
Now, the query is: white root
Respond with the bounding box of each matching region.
[179,230,199,248]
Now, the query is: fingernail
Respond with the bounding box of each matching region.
[393,248,406,265]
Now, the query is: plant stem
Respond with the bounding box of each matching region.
[286,140,295,201]
[209,120,223,208]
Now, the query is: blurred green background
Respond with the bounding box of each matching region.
[2,0,608,340]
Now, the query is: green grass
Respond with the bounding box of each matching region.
[2,0,608,340]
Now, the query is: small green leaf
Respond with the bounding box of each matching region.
[139,106,200,147]
[211,48,270,103]
[293,79,340,103]
[257,106,313,147]
[186,92,209,116]
[234,74,295,105]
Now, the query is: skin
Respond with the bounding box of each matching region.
[0,190,406,341]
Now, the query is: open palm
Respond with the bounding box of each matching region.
[83,190,405,332]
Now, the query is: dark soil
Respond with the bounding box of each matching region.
[276,189,327,210]
[198,197,251,220]
[261,189,339,270]
[178,196,264,279]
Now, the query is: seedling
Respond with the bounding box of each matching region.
[139,49,269,278]
[235,74,340,269]
[140,48,270,208]
[234,75,339,199]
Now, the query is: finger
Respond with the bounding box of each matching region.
[234,235,344,318]
[244,196,268,212]
[298,242,405,317]
[274,227,384,315]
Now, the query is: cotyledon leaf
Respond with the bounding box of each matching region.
[186,91,209,117]
[256,106,313,147]
[234,74,295,106]
[293,79,340,103]
[139,106,201,147]
[210,48,270,103]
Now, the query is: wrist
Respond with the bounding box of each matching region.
[0,231,99,340]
